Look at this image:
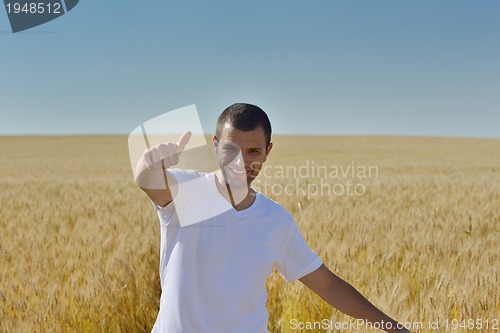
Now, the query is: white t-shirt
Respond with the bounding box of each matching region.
[151,169,322,333]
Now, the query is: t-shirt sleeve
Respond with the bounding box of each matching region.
[150,169,231,227]
[278,220,323,282]
[150,169,199,226]
[152,197,178,227]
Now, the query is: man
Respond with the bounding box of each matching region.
[135,103,415,333]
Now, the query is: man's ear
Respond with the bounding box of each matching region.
[264,142,273,161]
[266,142,273,156]
[212,135,219,154]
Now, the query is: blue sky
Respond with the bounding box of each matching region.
[1,0,499,137]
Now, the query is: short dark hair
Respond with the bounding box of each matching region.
[216,103,272,146]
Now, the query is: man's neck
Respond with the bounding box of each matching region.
[230,186,256,211]
[214,171,256,211]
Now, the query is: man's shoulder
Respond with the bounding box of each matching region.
[255,191,293,219]
[168,168,210,182]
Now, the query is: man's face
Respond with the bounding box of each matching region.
[213,123,272,187]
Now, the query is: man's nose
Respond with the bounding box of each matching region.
[233,154,244,167]
[242,154,260,170]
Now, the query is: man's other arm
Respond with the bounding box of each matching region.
[300,264,416,333]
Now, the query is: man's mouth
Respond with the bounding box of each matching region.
[225,165,246,175]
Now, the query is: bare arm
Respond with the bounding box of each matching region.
[134,131,191,207]
[299,264,414,333]
[135,159,176,207]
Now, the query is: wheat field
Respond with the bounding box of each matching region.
[0,135,499,333]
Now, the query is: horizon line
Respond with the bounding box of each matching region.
[0,133,499,140]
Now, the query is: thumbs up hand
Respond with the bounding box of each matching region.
[143,131,192,170]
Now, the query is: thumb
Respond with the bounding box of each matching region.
[176,131,192,153]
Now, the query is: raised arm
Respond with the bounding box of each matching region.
[299,264,415,333]
[135,131,191,207]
